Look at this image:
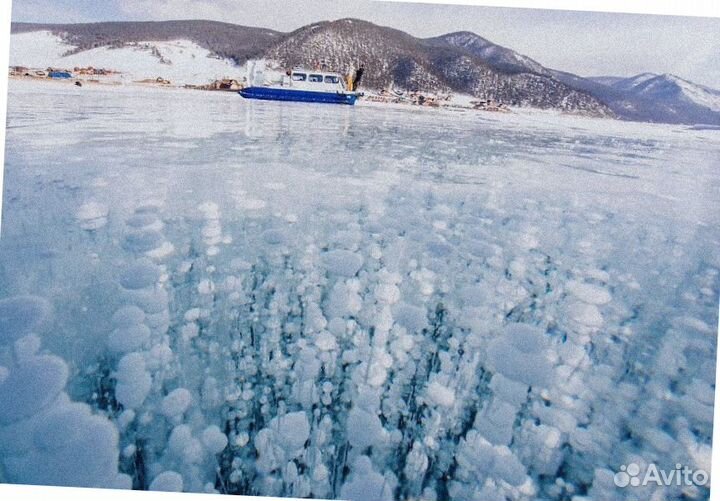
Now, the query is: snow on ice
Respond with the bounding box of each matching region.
[0,80,718,500]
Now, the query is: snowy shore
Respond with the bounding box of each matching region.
[8,74,515,115]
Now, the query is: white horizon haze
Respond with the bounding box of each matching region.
[8,0,720,88]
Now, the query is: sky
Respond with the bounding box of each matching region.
[9,0,720,88]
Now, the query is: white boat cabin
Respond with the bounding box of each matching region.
[281,69,349,92]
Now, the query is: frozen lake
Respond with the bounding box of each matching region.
[1,80,719,500]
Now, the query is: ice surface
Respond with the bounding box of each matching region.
[0,80,718,500]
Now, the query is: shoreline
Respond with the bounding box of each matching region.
[7,74,612,122]
[11,74,712,134]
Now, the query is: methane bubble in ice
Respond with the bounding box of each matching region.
[150,471,184,492]
[0,355,68,424]
[322,250,364,277]
[119,260,161,290]
[0,296,52,345]
[76,201,108,230]
[110,306,146,328]
[122,230,165,254]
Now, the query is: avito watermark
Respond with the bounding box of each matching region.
[614,463,709,488]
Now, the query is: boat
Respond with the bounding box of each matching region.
[239,68,363,105]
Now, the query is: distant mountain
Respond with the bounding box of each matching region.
[587,76,624,87]
[10,19,720,124]
[427,31,551,77]
[437,31,720,125]
[614,73,720,112]
[600,73,659,93]
[584,73,720,125]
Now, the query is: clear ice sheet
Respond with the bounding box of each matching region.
[0,80,718,500]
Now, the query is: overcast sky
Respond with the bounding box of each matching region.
[10,0,720,88]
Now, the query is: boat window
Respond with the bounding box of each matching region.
[291,73,307,81]
[324,75,340,84]
[308,74,324,83]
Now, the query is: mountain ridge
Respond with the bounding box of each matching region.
[262,18,609,114]
[435,30,720,125]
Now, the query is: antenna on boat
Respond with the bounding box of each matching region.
[352,65,365,91]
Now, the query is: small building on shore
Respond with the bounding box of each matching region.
[9,66,29,76]
[217,79,241,90]
[184,79,243,91]
[74,66,114,76]
[136,77,172,85]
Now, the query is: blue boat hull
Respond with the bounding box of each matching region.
[239,87,358,105]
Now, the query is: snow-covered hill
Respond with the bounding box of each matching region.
[265,19,611,115]
[11,20,279,66]
[435,31,720,126]
[429,31,551,77]
[583,73,720,125]
[10,31,242,85]
[605,72,659,93]
[616,73,720,114]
